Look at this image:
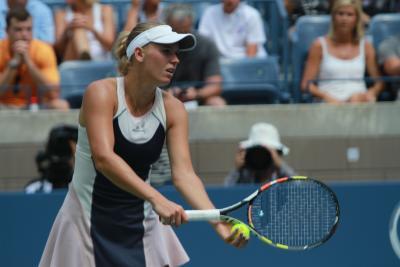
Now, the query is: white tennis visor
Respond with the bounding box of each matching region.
[126,25,196,59]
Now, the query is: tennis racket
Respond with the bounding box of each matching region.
[186,176,340,250]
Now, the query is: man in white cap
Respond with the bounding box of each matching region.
[224,122,295,185]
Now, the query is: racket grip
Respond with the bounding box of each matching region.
[185,209,221,221]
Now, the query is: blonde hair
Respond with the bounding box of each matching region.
[328,0,364,42]
[113,22,163,75]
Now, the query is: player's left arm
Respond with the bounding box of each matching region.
[164,92,214,209]
[164,93,246,246]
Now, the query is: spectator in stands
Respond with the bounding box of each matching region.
[301,0,383,104]
[378,31,400,100]
[285,0,392,29]
[0,0,55,44]
[25,124,78,194]
[285,0,332,27]
[54,0,116,61]
[164,3,225,107]
[123,0,164,32]
[198,0,267,59]
[360,0,400,25]
[0,8,68,110]
[224,122,295,186]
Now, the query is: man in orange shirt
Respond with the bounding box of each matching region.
[0,7,68,109]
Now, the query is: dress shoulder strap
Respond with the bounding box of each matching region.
[359,37,366,57]
[319,36,328,55]
[152,88,166,130]
[114,77,127,118]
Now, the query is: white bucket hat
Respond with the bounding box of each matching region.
[126,25,196,59]
[240,123,290,155]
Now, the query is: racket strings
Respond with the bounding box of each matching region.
[250,180,338,248]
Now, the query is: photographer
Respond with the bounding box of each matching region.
[25,124,78,193]
[224,123,295,186]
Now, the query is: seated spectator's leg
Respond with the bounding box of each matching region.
[72,29,91,60]
[46,99,70,110]
[348,92,375,103]
[203,96,226,107]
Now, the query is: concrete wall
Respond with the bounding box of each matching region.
[1,102,400,190]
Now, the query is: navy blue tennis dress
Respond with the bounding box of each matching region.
[40,77,189,267]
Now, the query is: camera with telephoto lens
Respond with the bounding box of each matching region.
[244,145,273,171]
[36,125,78,186]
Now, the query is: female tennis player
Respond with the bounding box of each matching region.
[39,22,247,267]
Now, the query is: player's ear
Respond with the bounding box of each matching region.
[134,47,145,62]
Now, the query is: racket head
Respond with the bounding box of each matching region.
[247,176,340,250]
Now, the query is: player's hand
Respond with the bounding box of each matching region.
[151,195,187,227]
[212,222,249,248]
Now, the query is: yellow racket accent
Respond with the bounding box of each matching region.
[292,176,308,179]
[276,244,289,250]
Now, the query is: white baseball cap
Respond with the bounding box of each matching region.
[240,123,290,155]
[126,25,196,59]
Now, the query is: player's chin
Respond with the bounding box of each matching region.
[158,74,173,85]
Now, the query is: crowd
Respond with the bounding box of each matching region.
[1,1,396,265]
[0,0,399,110]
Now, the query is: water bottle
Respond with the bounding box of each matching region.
[29,96,39,112]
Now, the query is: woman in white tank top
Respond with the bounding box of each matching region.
[301,0,383,103]
[54,0,116,62]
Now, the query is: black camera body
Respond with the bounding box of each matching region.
[244,145,273,171]
[36,125,78,187]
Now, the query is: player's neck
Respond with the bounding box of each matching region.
[123,76,156,116]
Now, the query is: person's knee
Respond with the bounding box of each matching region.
[46,99,70,110]
[204,96,226,106]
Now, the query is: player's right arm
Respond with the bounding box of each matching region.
[79,79,184,225]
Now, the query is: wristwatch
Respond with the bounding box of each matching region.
[8,58,20,69]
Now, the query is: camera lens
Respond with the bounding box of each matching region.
[244,145,273,170]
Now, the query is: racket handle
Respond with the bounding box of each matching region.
[185,209,221,221]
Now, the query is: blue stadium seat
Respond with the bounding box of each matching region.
[368,13,400,51]
[220,57,281,105]
[59,60,118,108]
[290,15,330,102]
[368,13,400,101]
[251,0,289,80]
